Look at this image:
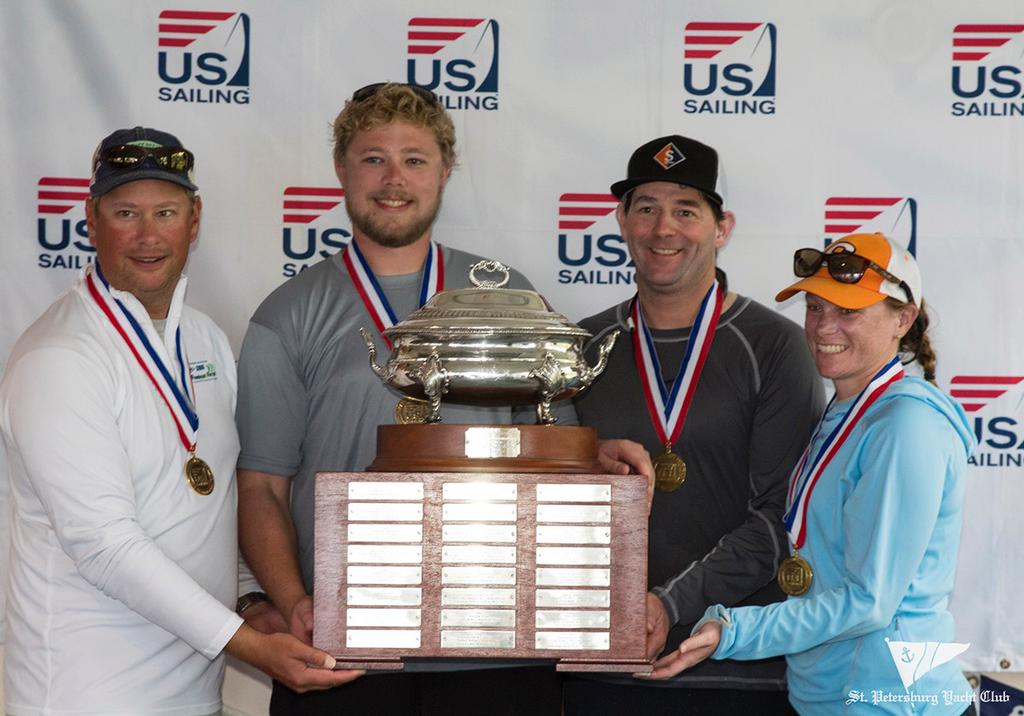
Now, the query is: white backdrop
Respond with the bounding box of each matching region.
[2,0,1023,688]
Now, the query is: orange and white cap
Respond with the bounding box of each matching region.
[776,233,921,309]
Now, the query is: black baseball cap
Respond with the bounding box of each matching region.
[610,134,723,205]
[90,126,198,197]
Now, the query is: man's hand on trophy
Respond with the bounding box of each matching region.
[597,439,655,511]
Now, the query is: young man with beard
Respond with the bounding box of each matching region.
[235,83,649,715]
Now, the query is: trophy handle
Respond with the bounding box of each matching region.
[468,260,511,289]
[529,352,566,425]
[412,350,450,423]
[359,327,390,381]
[576,329,620,387]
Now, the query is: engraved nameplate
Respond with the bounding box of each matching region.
[536,547,610,566]
[441,587,516,607]
[442,567,516,585]
[442,545,516,564]
[536,526,610,544]
[347,587,422,606]
[536,568,610,587]
[348,524,423,543]
[443,503,517,522]
[536,484,611,502]
[441,630,515,649]
[347,608,422,627]
[535,589,610,608]
[347,629,421,649]
[348,482,423,501]
[443,524,517,543]
[347,545,423,564]
[535,632,610,650]
[536,505,610,523]
[349,503,423,522]
[536,610,610,629]
[464,427,521,459]
[441,609,516,628]
[443,482,517,501]
[347,566,422,585]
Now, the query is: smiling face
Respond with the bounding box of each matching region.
[617,182,734,299]
[86,179,200,319]
[804,293,918,399]
[335,120,451,249]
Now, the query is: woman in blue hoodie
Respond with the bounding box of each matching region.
[649,233,976,716]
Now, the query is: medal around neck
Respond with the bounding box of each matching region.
[185,454,215,495]
[653,445,686,492]
[777,552,813,596]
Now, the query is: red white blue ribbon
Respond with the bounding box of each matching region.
[343,239,444,348]
[85,263,198,453]
[784,354,904,549]
[631,281,723,449]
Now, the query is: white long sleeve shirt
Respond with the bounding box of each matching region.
[0,268,243,715]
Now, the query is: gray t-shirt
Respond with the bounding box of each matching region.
[236,246,568,591]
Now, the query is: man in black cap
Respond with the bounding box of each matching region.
[0,126,358,714]
[564,135,824,714]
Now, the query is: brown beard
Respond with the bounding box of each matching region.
[345,192,443,248]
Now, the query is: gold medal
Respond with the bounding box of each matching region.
[185,454,215,495]
[777,552,813,596]
[395,396,431,424]
[653,444,686,492]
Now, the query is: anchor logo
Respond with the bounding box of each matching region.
[900,647,915,663]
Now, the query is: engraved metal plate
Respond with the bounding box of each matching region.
[464,427,521,459]
[441,630,515,649]
[535,632,610,650]
[536,610,610,629]
[347,566,422,585]
[349,482,424,501]
[442,545,516,564]
[536,546,610,566]
[536,484,611,502]
[443,503,516,522]
[441,587,516,607]
[443,482,517,501]
[347,587,422,606]
[347,629,421,649]
[349,503,423,522]
[347,545,423,564]
[536,568,610,587]
[442,566,516,585]
[536,525,610,544]
[535,589,610,608]
[536,504,610,523]
[443,524,517,543]
[441,609,516,628]
[347,608,422,627]
[348,524,423,543]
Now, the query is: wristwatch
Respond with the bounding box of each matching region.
[235,591,270,616]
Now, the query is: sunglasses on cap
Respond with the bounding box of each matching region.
[98,145,194,174]
[351,82,438,105]
[794,247,915,306]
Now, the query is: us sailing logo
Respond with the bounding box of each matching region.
[280,186,349,277]
[950,375,1024,468]
[682,21,777,115]
[951,23,1024,117]
[406,17,499,111]
[36,177,94,270]
[823,197,917,255]
[157,10,251,104]
[556,193,633,286]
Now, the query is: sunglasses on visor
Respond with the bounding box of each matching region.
[793,247,915,305]
[97,145,195,174]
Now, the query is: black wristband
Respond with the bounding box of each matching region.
[235,591,270,616]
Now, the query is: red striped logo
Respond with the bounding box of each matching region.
[558,193,618,231]
[407,18,484,55]
[950,376,1024,413]
[684,22,763,59]
[952,24,1024,62]
[282,186,345,224]
[38,177,90,215]
[158,10,236,48]
[823,197,916,255]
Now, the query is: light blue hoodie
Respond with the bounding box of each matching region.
[696,376,976,714]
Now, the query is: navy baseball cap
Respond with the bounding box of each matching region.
[90,126,198,197]
[610,134,723,205]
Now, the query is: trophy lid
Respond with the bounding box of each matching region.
[383,260,589,338]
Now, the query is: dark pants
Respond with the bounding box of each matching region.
[562,678,797,716]
[270,666,562,716]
